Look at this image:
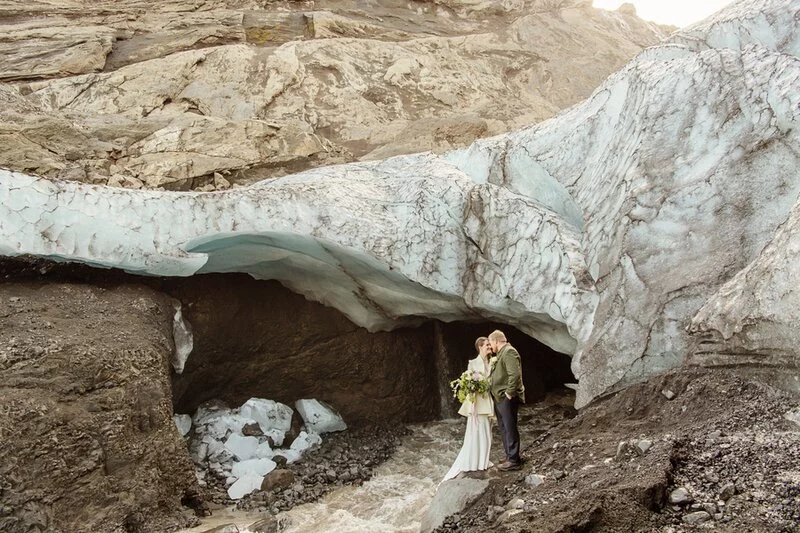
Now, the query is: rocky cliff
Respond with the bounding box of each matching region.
[0,0,668,189]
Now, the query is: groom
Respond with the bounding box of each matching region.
[488,329,525,471]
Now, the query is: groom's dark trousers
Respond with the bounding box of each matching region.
[494,396,521,464]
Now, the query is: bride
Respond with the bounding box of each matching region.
[442,336,494,482]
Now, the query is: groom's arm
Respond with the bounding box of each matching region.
[505,348,522,398]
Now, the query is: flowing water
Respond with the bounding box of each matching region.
[277,420,464,533]
[182,419,466,533]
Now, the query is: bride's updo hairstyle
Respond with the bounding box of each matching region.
[474,336,488,352]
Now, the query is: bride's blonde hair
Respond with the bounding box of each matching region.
[474,336,488,352]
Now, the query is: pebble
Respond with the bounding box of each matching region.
[525,474,544,488]
[635,439,653,455]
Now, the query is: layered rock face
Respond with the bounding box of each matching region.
[0,282,198,533]
[0,0,667,189]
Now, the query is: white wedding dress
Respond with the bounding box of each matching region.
[442,357,493,482]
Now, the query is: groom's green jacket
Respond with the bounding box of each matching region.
[490,344,525,403]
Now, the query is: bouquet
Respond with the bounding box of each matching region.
[450,369,489,404]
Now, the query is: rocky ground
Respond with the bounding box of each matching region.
[187,366,800,533]
[434,368,800,533]
[198,424,410,516]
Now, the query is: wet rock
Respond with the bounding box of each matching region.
[200,524,240,533]
[248,515,278,533]
[262,469,295,492]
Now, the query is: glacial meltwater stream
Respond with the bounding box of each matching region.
[183,419,466,533]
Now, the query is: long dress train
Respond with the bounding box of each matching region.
[442,409,492,481]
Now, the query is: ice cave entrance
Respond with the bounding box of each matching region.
[165,273,574,425]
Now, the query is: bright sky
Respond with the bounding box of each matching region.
[593,0,736,27]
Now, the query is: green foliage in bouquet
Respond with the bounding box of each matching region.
[450,369,489,404]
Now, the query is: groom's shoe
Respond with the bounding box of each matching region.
[497,461,522,471]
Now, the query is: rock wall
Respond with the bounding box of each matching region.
[165,274,441,423]
[0,282,198,533]
[0,0,667,189]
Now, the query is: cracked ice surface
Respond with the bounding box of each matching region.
[689,195,800,368]
[446,0,800,406]
[0,153,597,355]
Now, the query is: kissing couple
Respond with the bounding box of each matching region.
[442,329,525,482]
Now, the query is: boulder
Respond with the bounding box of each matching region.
[420,478,489,533]
[261,469,295,492]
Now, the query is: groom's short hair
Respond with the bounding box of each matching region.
[488,330,507,343]
[474,336,488,352]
